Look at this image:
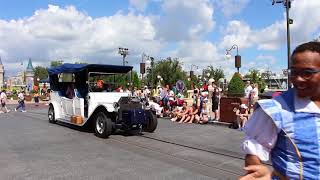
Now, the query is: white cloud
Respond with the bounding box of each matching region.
[290,0,320,43]
[129,0,149,12]
[256,55,277,65]
[0,5,163,74]
[220,20,284,51]
[240,55,283,77]
[220,0,320,51]
[169,40,219,66]
[219,20,253,50]
[156,0,215,41]
[165,40,240,79]
[213,0,250,17]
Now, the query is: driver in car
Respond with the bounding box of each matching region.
[95,79,104,92]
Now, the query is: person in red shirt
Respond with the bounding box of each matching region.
[202,81,208,91]
[115,85,123,92]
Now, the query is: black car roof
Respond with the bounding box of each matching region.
[48,63,133,75]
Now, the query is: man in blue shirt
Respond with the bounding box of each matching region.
[241,41,320,179]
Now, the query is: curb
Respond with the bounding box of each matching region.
[208,120,231,127]
[161,117,232,128]
[6,102,49,105]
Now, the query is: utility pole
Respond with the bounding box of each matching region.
[272,0,293,88]
[118,47,129,66]
[150,57,154,90]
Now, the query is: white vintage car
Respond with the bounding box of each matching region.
[47,63,157,138]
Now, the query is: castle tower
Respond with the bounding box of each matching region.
[0,57,4,90]
[25,58,34,92]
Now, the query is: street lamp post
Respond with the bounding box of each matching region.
[157,75,162,86]
[140,53,150,87]
[190,64,198,89]
[146,56,155,90]
[118,47,129,66]
[272,0,293,88]
[206,72,210,80]
[226,44,241,73]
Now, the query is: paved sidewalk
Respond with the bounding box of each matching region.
[5,99,49,105]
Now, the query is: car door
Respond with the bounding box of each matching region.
[61,97,74,120]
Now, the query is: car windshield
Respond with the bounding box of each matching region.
[88,72,131,92]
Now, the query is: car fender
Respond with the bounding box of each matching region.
[49,101,63,119]
[88,104,114,119]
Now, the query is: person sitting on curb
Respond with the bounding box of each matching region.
[234,104,249,131]
[171,102,188,122]
[196,103,209,124]
[148,97,164,117]
[180,104,198,124]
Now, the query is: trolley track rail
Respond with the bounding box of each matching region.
[107,133,245,177]
[24,111,271,177]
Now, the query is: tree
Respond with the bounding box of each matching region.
[203,66,225,83]
[228,72,245,97]
[91,71,140,89]
[50,60,63,67]
[34,66,49,85]
[74,61,88,64]
[131,71,141,89]
[244,68,267,93]
[146,57,187,88]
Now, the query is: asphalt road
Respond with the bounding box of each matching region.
[0,106,246,180]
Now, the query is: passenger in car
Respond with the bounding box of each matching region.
[103,83,112,92]
[66,83,75,99]
[95,79,104,92]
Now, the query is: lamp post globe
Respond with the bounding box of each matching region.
[225,53,232,60]
[226,44,241,73]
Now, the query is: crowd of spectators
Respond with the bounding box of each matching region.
[139,80,222,125]
[0,78,261,128]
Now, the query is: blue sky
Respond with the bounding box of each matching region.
[0,0,319,79]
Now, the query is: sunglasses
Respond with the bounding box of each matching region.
[289,69,320,80]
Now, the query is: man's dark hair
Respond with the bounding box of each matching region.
[292,41,320,57]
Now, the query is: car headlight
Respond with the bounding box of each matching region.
[113,102,119,109]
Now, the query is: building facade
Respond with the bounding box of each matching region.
[0,57,4,90]
[25,58,35,92]
[5,58,35,92]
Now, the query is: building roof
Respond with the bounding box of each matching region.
[26,58,34,71]
[48,63,133,75]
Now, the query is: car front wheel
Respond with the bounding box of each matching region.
[48,105,57,124]
[94,112,112,138]
[143,111,157,133]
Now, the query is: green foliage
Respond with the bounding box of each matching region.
[228,72,245,96]
[88,71,140,89]
[244,68,267,93]
[50,60,63,67]
[203,66,225,83]
[74,61,88,64]
[34,66,49,85]
[131,71,141,89]
[146,57,187,88]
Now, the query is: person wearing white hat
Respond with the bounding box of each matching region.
[207,79,216,118]
[235,103,249,131]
